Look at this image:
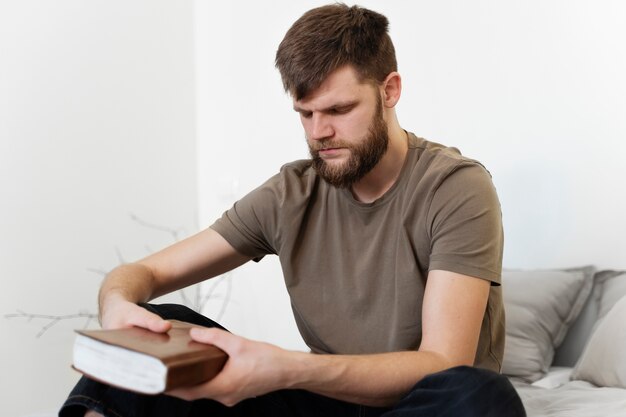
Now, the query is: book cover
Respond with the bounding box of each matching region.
[72,320,228,394]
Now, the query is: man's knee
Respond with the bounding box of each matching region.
[138,302,228,330]
[390,366,526,417]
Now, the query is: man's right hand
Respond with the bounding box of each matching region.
[96,229,250,333]
[100,294,171,333]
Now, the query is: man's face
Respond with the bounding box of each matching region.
[293,66,389,188]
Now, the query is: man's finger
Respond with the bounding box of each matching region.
[189,327,235,350]
[132,309,171,333]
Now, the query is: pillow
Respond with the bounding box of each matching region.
[554,270,626,367]
[501,266,595,382]
[571,294,626,388]
[594,270,626,320]
[552,278,601,367]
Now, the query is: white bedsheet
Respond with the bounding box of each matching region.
[512,368,626,417]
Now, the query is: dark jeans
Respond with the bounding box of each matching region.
[59,303,526,417]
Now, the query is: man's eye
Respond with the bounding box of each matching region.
[300,112,313,119]
[331,106,351,115]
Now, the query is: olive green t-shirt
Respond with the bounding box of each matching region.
[211,133,505,371]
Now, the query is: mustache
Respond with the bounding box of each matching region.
[308,139,352,152]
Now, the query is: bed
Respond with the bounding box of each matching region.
[501,267,626,417]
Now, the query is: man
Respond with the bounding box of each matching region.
[61,4,525,417]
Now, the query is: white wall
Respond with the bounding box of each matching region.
[389,1,626,269]
[1,1,624,415]
[195,0,626,348]
[0,2,196,416]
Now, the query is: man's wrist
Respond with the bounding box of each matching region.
[284,350,341,392]
[98,289,139,326]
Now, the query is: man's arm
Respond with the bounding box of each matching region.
[98,228,251,331]
[169,269,490,407]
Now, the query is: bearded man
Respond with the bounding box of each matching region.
[61,4,525,417]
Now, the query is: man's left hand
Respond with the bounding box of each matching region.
[166,327,296,406]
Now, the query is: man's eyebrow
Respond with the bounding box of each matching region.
[293,100,359,114]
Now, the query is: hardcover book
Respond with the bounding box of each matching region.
[72,320,228,394]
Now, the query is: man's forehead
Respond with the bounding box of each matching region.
[293,66,375,109]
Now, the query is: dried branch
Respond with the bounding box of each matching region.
[7,213,233,337]
[86,267,108,277]
[5,310,97,338]
[130,212,187,242]
[198,273,233,320]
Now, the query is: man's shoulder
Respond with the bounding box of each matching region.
[409,133,476,164]
[279,158,314,177]
[273,159,318,189]
[253,159,319,201]
[407,133,490,177]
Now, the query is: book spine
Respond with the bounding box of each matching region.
[165,355,228,390]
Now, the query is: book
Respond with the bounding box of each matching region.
[72,320,228,395]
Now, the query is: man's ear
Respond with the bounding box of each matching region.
[381,72,402,108]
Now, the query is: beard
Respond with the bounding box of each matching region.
[308,97,389,189]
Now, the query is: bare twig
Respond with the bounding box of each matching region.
[195,274,233,321]
[215,277,232,322]
[7,214,233,337]
[5,310,98,338]
[86,267,108,277]
[115,246,125,264]
[130,212,186,242]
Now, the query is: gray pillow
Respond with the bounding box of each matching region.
[594,270,626,320]
[571,294,626,388]
[554,270,626,367]
[501,266,595,382]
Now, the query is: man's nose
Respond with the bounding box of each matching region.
[309,114,334,141]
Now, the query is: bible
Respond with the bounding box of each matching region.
[72,320,228,394]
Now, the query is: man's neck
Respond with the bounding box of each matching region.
[350,125,408,204]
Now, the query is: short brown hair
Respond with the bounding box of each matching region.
[275,3,397,100]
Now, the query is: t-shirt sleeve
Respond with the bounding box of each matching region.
[426,162,504,284]
[210,174,283,260]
